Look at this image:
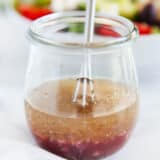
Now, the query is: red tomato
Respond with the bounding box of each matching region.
[135,23,152,35]
[17,4,53,20]
[95,25,121,37]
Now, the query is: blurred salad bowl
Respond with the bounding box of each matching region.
[5,0,160,35]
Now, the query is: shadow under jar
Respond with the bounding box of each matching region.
[25,12,139,160]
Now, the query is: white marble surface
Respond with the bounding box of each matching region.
[0,13,160,160]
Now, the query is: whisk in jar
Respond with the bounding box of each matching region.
[72,0,96,107]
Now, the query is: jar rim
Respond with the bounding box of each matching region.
[29,11,138,49]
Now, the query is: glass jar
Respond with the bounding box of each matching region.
[25,12,139,160]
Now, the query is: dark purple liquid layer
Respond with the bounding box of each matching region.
[33,131,129,160]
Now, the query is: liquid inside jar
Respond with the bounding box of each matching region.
[25,79,138,160]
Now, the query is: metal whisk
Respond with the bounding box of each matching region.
[72,0,96,107]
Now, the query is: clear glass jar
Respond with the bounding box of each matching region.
[25,12,139,160]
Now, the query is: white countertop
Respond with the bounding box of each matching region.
[0,13,160,160]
